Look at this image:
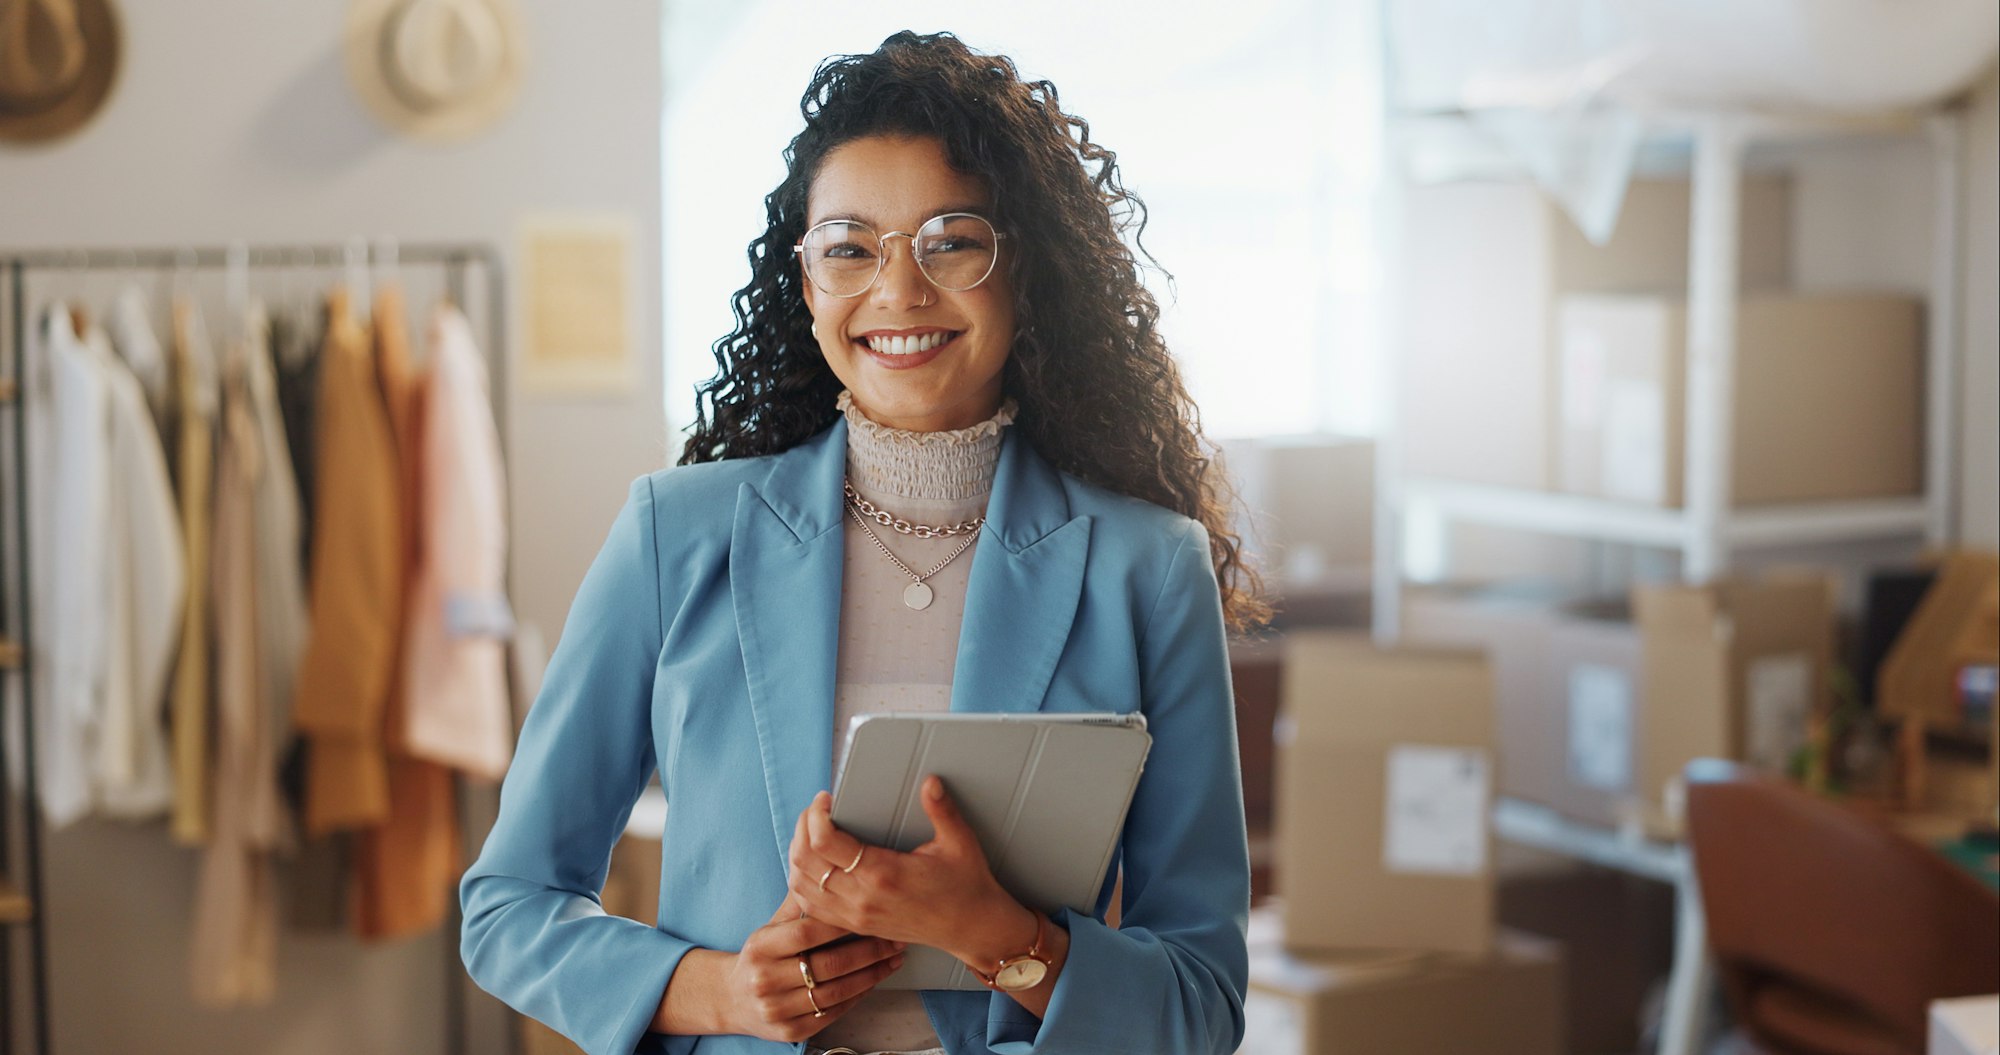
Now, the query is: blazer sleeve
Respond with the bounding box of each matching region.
[984,518,1251,1055]
[459,476,692,1055]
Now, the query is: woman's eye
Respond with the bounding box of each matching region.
[822,242,876,260]
[924,236,982,254]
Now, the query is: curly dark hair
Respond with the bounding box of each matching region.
[678,30,1268,633]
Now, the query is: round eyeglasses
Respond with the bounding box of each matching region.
[793,212,1007,298]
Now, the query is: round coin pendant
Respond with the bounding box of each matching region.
[903,581,935,610]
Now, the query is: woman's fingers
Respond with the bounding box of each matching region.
[806,791,867,867]
[786,805,813,875]
[763,913,850,958]
[801,948,906,1012]
[783,984,870,1034]
[746,893,847,958]
[805,936,904,986]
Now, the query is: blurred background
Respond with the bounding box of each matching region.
[1,1,1996,1053]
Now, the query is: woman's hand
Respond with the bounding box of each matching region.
[712,890,906,1042]
[787,776,1030,965]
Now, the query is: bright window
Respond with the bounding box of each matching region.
[662,0,1385,443]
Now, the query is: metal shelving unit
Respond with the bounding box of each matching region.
[1372,100,1971,1055]
[1375,105,1966,635]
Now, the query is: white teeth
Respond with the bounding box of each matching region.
[865,331,953,355]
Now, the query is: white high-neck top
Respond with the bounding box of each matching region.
[814,391,1015,1053]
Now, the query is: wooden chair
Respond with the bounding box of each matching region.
[1683,759,1999,1055]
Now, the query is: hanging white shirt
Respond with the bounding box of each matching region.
[20,305,109,829]
[88,316,187,819]
[108,283,172,427]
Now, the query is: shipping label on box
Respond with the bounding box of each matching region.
[1383,745,1491,877]
[1563,326,1610,431]
[1568,663,1635,792]
[1603,377,1666,504]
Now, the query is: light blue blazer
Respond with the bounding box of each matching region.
[460,418,1250,1055]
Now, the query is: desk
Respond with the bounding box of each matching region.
[1493,798,1711,1055]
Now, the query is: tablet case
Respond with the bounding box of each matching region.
[828,711,1152,990]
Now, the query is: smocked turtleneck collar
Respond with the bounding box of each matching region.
[838,390,1016,503]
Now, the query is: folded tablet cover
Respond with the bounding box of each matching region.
[829,712,1152,991]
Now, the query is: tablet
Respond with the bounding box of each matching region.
[827,711,1151,991]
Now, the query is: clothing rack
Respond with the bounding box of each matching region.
[0,242,507,1055]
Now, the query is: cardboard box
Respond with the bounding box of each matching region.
[1547,175,1795,296]
[1245,905,1563,1055]
[1544,601,1646,828]
[1223,435,1375,594]
[1277,635,1495,955]
[1401,175,1793,490]
[1636,574,1838,834]
[1555,292,1923,507]
[1400,587,1562,808]
[1403,587,1645,829]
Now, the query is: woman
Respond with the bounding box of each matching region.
[461,31,1263,1055]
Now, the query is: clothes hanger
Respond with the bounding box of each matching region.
[344,234,371,329]
[225,239,250,370]
[66,248,89,336]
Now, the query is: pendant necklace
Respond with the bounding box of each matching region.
[843,482,984,610]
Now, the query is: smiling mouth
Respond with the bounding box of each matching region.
[858,330,961,356]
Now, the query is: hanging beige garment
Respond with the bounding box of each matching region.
[292,288,398,833]
[240,303,309,843]
[169,299,218,845]
[188,336,283,1006]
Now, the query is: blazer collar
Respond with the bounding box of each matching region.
[729,417,1093,870]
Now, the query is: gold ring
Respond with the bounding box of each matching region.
[798,954,817,990]
[806,987,825,1017]
[843,846,866,873]
[817,865,837,891]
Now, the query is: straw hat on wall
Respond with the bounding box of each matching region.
[344,0,526,143]
[0,0,121,145]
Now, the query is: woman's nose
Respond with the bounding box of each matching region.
[868,233,933,308]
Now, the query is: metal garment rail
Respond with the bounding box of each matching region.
[0,242,507,1055]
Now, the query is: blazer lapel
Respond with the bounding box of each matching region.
[950,429,1092,715]
[730,422,847,870]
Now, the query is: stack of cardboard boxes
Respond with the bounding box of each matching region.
[1257,634,1565,1054]
[1402,574,1838,837]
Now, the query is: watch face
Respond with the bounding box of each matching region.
[994,958,1048,992]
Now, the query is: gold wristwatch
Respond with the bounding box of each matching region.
[972,910,1050,993]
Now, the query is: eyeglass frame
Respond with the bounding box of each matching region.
[791,211,1010,298]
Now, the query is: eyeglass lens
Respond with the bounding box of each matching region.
[800,213,998,296]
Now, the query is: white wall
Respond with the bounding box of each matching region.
[0,2,664,1051]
